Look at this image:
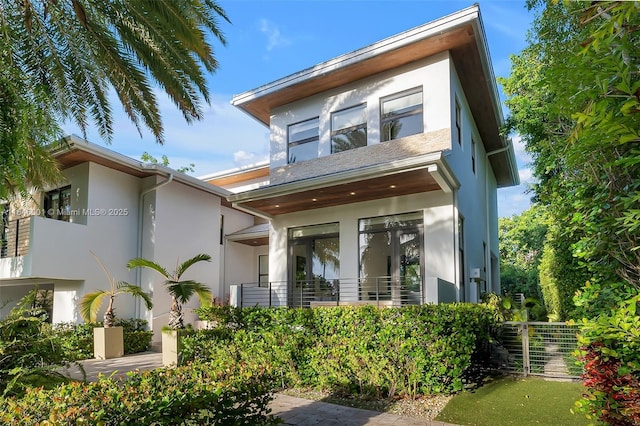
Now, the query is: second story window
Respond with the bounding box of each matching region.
[331,104,367,153]
[381,89,423,142]
[44,186,71,221]
[455,96,462,145]
[288,117,319,164]
[471,138,477,174]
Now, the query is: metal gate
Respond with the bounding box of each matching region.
[495,321,582,379]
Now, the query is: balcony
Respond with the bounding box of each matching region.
[230,277,425,308]
[0,216,87,280]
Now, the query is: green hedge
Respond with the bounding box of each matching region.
[190,304,498,398]
[573,294,640,425]
[51,319,153,360]
[0,360,278,425]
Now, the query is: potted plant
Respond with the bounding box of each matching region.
[79,251,153,360]
[127,253,212,366]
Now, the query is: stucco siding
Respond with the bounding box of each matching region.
[269,53,452,181]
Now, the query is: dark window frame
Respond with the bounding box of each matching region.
[44,185,71,222]
[380,88,423,142]
[287,117,320,164]
[330,103,367,154]
[258,254,269,287]
[471,138,477,174]
[1,204,8,258]
[455,96,462,146]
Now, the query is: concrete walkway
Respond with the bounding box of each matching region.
[60,352,456,426]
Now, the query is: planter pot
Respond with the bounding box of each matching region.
[93,326,124,360]
[162,329,191,367]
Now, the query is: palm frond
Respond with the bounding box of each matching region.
[117,282,153,311]
[79,290,109,323]
[175,253,212,279]
[166,280,212,305]
[127,258,170,279]
[90,250,117,293]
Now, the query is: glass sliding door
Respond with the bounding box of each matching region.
[359,212,424,304]
[288,223,339,307]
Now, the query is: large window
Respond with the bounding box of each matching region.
[258,255,269,287]
[288,223,340,307]
[44,186,71,221]
[458,214,465,302]
[381,89,423,142]
[331,104,367,153]
[288,117,319,164]
[359,212,423,303]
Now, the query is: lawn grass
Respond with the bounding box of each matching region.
[435,376,593,426]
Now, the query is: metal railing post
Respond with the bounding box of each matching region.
[376,278,380,307]
[522,322,530,376]
[240,283,244,308]
[269,281,272,307]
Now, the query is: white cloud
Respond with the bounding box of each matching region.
[498,185,532,218]
[62,91,270,177]
[233,150,268,167]
[259,19,291,52]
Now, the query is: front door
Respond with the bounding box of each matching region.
[288,224,340,307]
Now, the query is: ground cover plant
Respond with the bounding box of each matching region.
[189,304,498,399]
[0,359,278,425]
[435,376,591,426]
[0,310,71,397]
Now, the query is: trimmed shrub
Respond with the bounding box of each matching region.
[191,303,498,398]
[51,319,153,360]
[0,360,278,425]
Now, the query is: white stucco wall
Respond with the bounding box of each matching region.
[219,205,268,302]
[143,180,221,338]
[268,191,455,302]
[269,53,452,169]
[257,51,502,305]
[26,162,141,323]
[447,60,499,302]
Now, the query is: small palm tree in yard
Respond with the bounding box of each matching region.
[80,252,153,326]
[127,254,212,330]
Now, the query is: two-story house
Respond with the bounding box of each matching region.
[1,5,519,329]
[224,5,518,307]
[0,136,256,340]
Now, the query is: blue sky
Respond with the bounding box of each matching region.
[63,0,536,218]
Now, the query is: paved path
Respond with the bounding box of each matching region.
[60,352,456,426]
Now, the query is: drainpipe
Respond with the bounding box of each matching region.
[135,172,173,318]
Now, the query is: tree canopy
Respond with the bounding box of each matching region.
[0,0,229,199]
[501,0,640,318]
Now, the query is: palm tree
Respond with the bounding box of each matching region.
[79,252,153,327]
[0,0,230,198]
[127,254,212,330]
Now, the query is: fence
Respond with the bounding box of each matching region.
[232,277,424,308]
[495,321,582,379]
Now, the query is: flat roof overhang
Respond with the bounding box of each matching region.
[226,223,269,246]
[228,153,458,218]
[50,135,232,198]
[232,5,518,188]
